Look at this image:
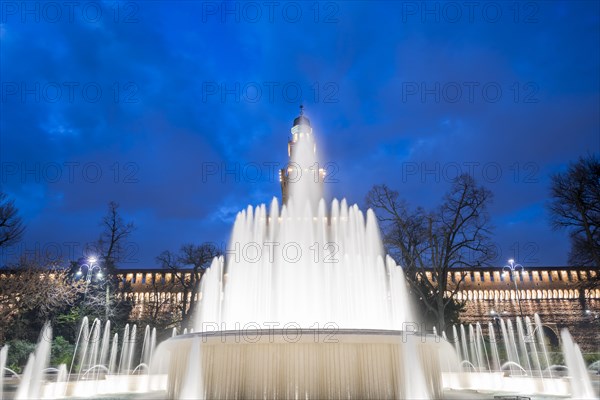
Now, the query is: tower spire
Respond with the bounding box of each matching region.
[292,106,311,128]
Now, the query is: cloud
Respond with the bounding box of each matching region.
[1,1,598,267]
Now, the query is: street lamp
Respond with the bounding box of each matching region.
[77,256,102,283]
[77,256,109,319]
[503,258,524,318]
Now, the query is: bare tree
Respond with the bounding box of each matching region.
[549,155,600,295]
[178,243,220,326]
[97,201,135,274]
[156,243,220,328]
[0,257,84,342]
[549,155,600,267]
[77,201,136,322]
[136,275,180,331]
[366,174,494,331]
[0,191,25,249]
[156,250,189,327]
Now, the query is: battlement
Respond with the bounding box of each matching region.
[2,266,597,310]
[112,266,599,304]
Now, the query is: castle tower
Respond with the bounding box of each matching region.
[279,106,325,205]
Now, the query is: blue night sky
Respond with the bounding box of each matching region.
[0,1,598,268]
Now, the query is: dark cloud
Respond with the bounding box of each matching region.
[1,1,598,267]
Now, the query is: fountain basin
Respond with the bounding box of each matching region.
[442,371,577,397]
[151,329,455,399]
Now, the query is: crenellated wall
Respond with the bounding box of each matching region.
[114,266,600,326]
[116,267,600,305]
[119,267,598,291]
[3,266,593,306]
[421,267,599,300]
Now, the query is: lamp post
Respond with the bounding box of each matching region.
[77,256,108,318]
[503,259,524,318]
[77,256,102,282]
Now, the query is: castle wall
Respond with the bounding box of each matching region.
[4,267,596,351]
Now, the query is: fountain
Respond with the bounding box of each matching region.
[144,109,459,399]
[561,330,596,399]
[14,323,52,399]
[2,110,598,399]
[446,313,597,398]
